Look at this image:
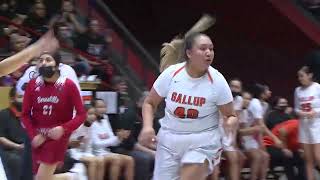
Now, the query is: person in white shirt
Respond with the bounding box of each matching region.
[242,84,281,180]
[218,78,245,180]
[69,105,104,180]
[294,66,320,180]
[238,91,264,180]
[16,62,80,95]
[91,98,134,180]
[139,33,238,180]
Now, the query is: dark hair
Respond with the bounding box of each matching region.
[229,77,242,83]
[183,32,208,60]
[39,51,61,67]
[9,86,16,99]
[271,96,282,108]
[91,98,104,107]
[299,66,313,74]
[250,83,267,99]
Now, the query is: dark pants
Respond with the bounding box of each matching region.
[112,148,154,180]
[20,135,33,180]
[267,146,306,180]
[1,149,23,180]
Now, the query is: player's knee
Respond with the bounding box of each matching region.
[125,156,135,167]
[261,151,270,162]
[314,152,320,163]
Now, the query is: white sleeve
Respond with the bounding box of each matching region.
[313,85,320,115]
[233,96,243,111]
[248,100,263,119]
[216,72,233,105]
[294,88,300,114]
[91,119,120,148]
[59,64,81,92]
[153,65,175,97]
[16,66,37,95]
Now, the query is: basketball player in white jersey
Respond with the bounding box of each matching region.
[213,78,244,180]
[294,66,320,180]
[243,84,281,180]
[139,33,238,180]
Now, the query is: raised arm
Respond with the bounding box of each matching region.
[0,31,58,77]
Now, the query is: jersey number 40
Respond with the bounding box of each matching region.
[174,107,199,119]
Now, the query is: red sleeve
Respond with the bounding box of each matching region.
[21,80,37,140]
[61,80,86,134]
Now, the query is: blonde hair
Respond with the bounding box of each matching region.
[159,14,216,72]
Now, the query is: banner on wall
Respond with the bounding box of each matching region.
[96,91,118,114]
[80,91,93,105]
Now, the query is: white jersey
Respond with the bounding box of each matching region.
[294,82,320,118]
[91,115,120,156]
[16,63,80,95]
[240,98,265,149]
[246,98,267,126]
[233,95,243,111]
[294,82,320,144]
[154,62,233,133]
[69,124,93,160]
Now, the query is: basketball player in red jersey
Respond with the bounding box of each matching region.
[21,52,86,180]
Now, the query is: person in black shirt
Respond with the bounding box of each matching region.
[0,87,25,180]
[265,96,293,129]
[111,93,155,180]
[74,18,110,60]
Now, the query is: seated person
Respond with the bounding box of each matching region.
[264,119,306,180]
[69,105,105,180]
[91,98,135,180]
[265,96,293,129]
[0,87,25,180]
[111,93,155,180]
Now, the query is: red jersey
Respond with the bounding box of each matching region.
[263,119,299,151]
[21,76,86,140]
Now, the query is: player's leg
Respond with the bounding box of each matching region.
[35,162,59,180]
[302,143,315,180]
[258,149,270,180]
[180,160,210,180]
[117,154,135,180]
[313,144,320,169]
[245,149,262,180]
[104,154,122,180]
[80,156,99,180]
[224,150,240,180]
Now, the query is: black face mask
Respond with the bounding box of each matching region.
[232,91,241,97]
[39,66,55,78]
[12,101,22,112]
[277,106,287,113]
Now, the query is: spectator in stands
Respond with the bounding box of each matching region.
[0,87,25,180]
[91,98,135,180]
[49,0,86,35]
[69,105,105,180]
[111,92,155,180]
[264,120,306,180]
[0,34,31,86]
[23,2,49,35]
[54,21,76,65]
[265,96,293,129]
[221,78,245,180]
[0,1,13,19]
[74,18,110,61]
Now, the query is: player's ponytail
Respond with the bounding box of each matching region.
[159,14,216,72]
